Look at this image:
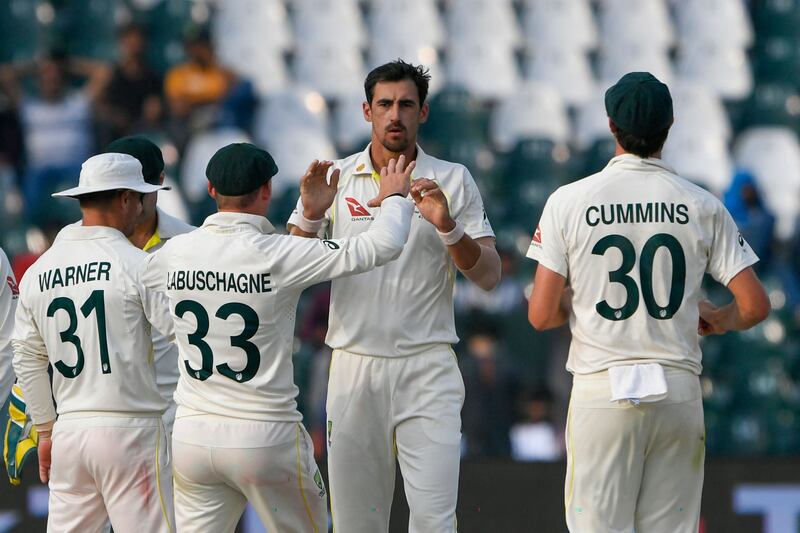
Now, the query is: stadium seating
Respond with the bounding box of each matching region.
[445,0,522,50]
[675,44,753,100]
[520,0,597,52]
[675,0,753,48]
[524,47,595,107]
[180,127,251,204]
[445,42,521,101]
[597,46,674,88]
[597,0,674,50]
[489,82,570,152]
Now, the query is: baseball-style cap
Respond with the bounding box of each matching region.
[206,143,279,196]
[105,136,165,185]
[605,72,673,137]
[52,153,170,198]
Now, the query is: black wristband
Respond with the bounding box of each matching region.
[384,193,406,200]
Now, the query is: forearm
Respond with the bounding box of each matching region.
[11,342,56,426]
[713,301,768,331]
[456,240,501,291]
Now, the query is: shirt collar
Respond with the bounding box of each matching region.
[56,225,128,242]
[155,207,189,239]
[353,143,433,179]
[202,211,275,235]
[606,153,676,174]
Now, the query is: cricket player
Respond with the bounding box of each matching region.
[104,136,193,433]
[12,153,175,532]
[0,247,17,401]
[288,60,501,532]
[139,142,416,533]
[527,72,770,533]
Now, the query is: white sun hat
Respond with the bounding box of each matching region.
[52,153,171,198]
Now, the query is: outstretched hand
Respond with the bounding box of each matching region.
[368,155,415,207]
[300,160,340,220]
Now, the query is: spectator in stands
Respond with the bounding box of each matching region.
[164,25,254,149]
[459,316,519,458]
[723,170,775,270]
[0,50,109,225]
[510,388,562,461]
[97,23,163,144]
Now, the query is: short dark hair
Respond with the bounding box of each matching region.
[613,126,670,158]
[214,188,261,209]
[77,189,124,209]
[364,60,431,105]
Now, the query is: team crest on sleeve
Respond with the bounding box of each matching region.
[6,275,18,297]
[531,225,543,246]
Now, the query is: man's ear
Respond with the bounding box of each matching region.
[419,102,429,124]
[207,182,217,199]
[262,180,273,201]
[608,118,618,134]
[363,100,372,123]
[159,171,166,185]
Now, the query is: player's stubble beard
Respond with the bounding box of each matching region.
[381,122,411,153]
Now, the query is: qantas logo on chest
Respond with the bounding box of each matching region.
[345,197,373,220]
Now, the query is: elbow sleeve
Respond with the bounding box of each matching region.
[462,245,502,291]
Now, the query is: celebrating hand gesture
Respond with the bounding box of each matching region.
[300,160,340,220]
[368,155,415,207]
[410,178,456,232]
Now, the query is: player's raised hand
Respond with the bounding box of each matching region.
[300,160,340,220]
[368,155,414,207]
[410,178,455,232]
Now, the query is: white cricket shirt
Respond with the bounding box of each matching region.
[141,207,194,402]
[12,226,172,425]
[287,144,495,357]
[0,247,18,400]
[140,196,414,422]
[527,155,758,375]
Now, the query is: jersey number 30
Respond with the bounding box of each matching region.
[592,233,686,321]
[176,300,260,383]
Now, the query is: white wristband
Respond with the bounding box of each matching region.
[437,221,465,246]
[294,212,325,234]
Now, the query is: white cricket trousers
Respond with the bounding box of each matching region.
[172,421,327,533]
[47,414,174,533]
[327,347,464,533]
[565,368,705,533]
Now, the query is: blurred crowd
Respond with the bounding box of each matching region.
[2,0,800,460]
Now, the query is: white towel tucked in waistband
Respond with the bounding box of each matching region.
[608,363,668,404]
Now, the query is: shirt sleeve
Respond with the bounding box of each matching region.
[455,168,495,240]
[526,190,569,278]
[706,201,759,286]
[278,196,414,289]
[0,249,18,401]
[11,290,57,425]
[137,252,176,343]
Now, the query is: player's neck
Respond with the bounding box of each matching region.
[129,213,158,249]
[81,211,129,236]
[614,143,662,160]
[369,142,417,173]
